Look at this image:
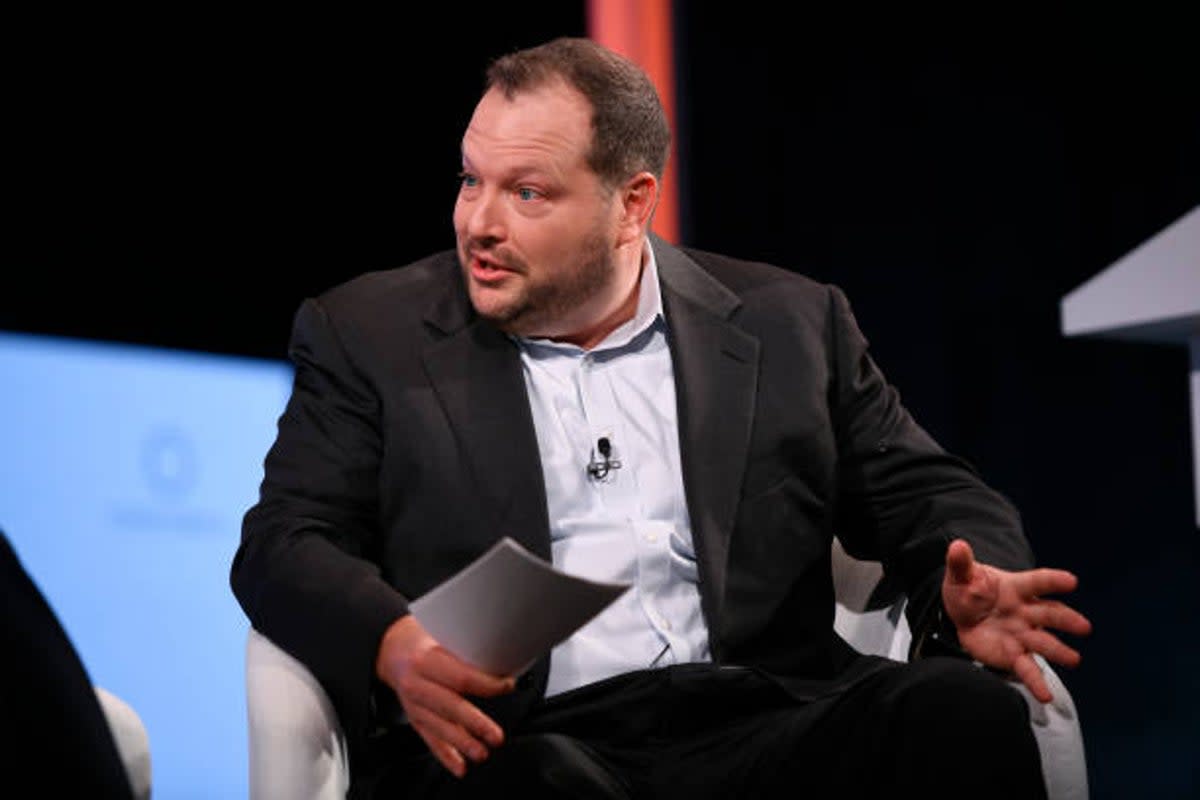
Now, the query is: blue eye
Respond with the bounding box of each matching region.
[459,172,478,188]
[517,187,541,201]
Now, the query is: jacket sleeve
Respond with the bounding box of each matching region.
[823,284,1035,654]
[230,297,409,753]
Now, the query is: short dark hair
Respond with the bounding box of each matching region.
[485,37,671,187]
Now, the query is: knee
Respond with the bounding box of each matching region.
[878,659,1046,796]
[468,733,627,800]
[892,657,1031,732]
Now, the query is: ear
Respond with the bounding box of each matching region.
[614,172,659,246]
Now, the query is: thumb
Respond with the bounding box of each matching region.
[945,538,976,586]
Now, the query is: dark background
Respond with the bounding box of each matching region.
[7,6,1198,797]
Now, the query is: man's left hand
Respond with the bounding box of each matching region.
[941,538,1092,703]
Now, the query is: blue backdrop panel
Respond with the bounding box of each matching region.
[0,331,292,799]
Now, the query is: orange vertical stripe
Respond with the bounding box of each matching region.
[588,0,680,244]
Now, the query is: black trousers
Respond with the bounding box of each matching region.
[375,657,1046,799]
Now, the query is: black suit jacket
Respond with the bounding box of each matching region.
[232,237,1033,777]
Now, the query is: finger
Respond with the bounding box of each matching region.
[402,672,506,748]
[1024,600,1093,637]
[1017,628,1082,669]
[415,725,468,778]
[945,539,976,585]
[408,706,492,764]
[425,647,518,698]
[1011,652,1053,704]
[1013,567,1079,598]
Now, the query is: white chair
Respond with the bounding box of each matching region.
[95,686,153,800]
[245,628,350,800]
[245,541,1089,799]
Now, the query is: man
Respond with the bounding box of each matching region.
[232,37,1091,798]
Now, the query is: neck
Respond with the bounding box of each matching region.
[553,238,645,350]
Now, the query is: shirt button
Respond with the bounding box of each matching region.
[644,530,658,543]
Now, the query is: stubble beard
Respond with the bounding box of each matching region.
[465,227,615,340]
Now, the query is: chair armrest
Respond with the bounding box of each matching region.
[831,539,1089,800]
[245,627,351,800]
[1002,657,1089,800]
[94,686,152,800]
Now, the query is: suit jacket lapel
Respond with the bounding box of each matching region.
[656,239,760,643]
[413,243,762,618]
[419,262,552,561]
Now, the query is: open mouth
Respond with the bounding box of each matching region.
[469,252,516,283]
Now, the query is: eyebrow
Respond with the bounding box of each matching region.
[460,153,560,185]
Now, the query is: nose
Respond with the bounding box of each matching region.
[458,188,506,247]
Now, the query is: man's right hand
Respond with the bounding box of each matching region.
[375,614,516,777]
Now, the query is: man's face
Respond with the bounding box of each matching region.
[453,80,623,341]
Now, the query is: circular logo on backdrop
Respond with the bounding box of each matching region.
[139,425,198,500]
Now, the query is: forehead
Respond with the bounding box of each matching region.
[462,81,593,172]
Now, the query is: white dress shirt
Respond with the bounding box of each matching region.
[515,241,711,697]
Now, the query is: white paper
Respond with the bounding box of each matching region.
[409,537,630,676]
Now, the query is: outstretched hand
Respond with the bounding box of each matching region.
[941,539,1092,703]
[376,614,516,777]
